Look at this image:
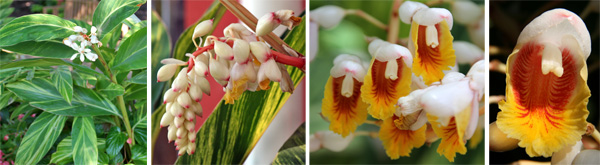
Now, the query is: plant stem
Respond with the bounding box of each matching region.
[92,46,135,146]
[354,131,378,138]
[345,9,388,30]
[386,0,402,43]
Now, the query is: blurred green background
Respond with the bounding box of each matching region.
[309,0,485,164]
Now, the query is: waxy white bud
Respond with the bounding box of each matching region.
[209,58,230,81]
[160,112,174,127]
[176,127,187,139]
[214,41,234,60]
[316,131,354,152]
[177,92,192,109]
[192,20,213,47]
[157,64,179,82]
[184,119,195,130]
[454,41,483,64]
[233,39,250,63]
[258,60,282,82]
[188,85,203,103]
[167,125,177,142]
[188,131,197,143]
[311,5,346,29]
[249,41,271,62]
[163,88,179,104]
[256,12,279,36]
[174,115,185,128]
[170,102,184,118]
[172,67,189,92]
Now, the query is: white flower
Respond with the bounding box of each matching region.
[69,42,97,62]
[90,26,100,44]
[73,26,83,33]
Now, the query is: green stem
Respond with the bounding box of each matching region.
[92,46,135,146]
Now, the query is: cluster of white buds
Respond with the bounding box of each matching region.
[256,9,302,36]
[62,26,100,62]
[158,13,303,155]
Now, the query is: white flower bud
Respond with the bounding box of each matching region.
[452,0,482,25]
[188,131,197,143]
[163,88,179,104]
[172,67,189,92]
[193,60,208,78]
[214,41,234,60]
[170,103,184,118]
[209,58,230,81]
[176,127,188,139]
[192,20,213,47]
[454,41,483,64]
[258,60,282,82]
[413,8,454,30]
[316,131,354,152]
[157,64,179,82]
[161,58,187,65]
[399,1,429,24]
[249,42,271,63]
[195,77,211,95]
[167,125,177,142]
[177,92,192,109]
[187,141,196,154]
[160,112,174,127]
[275,10,296,28]
[256,12,279,36]
[231,63,257,83]
[233,39,250,63]
[178,145,187,156]
[190,103,203,117]
[311,5,346,29]
[309,134,322,152]
[188,85,203,103]
[184,110,196,122]
[174,115,185,128]
[184,120,195,132]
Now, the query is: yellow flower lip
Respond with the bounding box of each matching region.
[321,76,368,137]
[379,115,427,159]
[410,20,456,85]
[361,58,412,119]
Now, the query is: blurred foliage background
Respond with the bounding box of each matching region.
[489,1,599,164]
[309,0,485,164]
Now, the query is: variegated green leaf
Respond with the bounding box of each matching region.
[16,112,67,164]
[6,78,121,117]
[0,14,76,47]
[273,145,305,165]
[72,117,98,165]
[51,65,73,104]
[110,27,147,71]
[50,137,107,165]
[92,0,146,39]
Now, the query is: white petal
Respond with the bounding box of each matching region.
[333,54,362,65]
[330,60,366,81]
[413,8,453,30]
[311,5,346,29]
[263,60,282,82]
[368,38,387,57]
[90,35,99,44]
[69,35,78,41]
[399,1,429,24]
[256,12,279,36]
[249,42,271,63]
[551,141,583,165]
[91,26,97,34]
[209,58,230,81]
[73,26,83,32]
[309,134,322,152]
[233,39,250,63]
[70,53,79,61]
[63,38,73,46]
[420,80,473,126]
[317,131,354,152]
[214,41,234,60]
[81,28,88,34]
[79,53,85,62]
[161,58,187,65]
[192,20,213,43]
[441,72,465,84]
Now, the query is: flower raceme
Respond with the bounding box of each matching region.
[62,26,99,62]
[157,12,304,155]
[497,9,591,157]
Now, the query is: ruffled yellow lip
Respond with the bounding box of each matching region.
[497,42,590,157]
[411,20,456,85]
[322,76,368,137]
[379,115,427,159]
[428,115,467,162]
[361,59,412,119]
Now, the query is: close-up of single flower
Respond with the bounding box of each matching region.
[489,1,599,164]
[310,0,485,163]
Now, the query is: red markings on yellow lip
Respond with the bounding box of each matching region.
[510,42,577,129]
[362,58,411,119]
[417,25,443,73]
[331,76,363,120]
[369,59,403,103]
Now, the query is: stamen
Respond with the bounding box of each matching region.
[541,43,564,77]
[385,59,399,80]
[341,73,354,97]
[426,25,439,48]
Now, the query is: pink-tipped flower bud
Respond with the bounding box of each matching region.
[399,1,428,24]
[157,64,178,82]
[188,85,203,103]
[190,103,203,117]
[192,20,213,47]
[193,58,209,77]
[172,67,189,92]
[160,112,174,127]
[167,125,177,142]
[126,138,132,144]
[214,41,234,60]
[184,110,196,122]
[233,39,250,63]
[209,58,230,82]
[256,12,280,36]
[170,103,184,118]
[249,42,271,63]
[174,115,185,128]
[187,141,196,155]
[17,114,24,120]
[176,127,188,140]
[163,88,179,104]
[3,135,8,141]
[311,5,346,29]
[188,131,197,143]
[178,146,187,156]
[184,119,195,131]
[195,77,211,95]
[177,92,192,109]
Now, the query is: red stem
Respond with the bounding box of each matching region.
[271,50,305,69]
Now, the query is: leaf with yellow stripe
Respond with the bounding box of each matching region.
[72,116,98,165]
[15,112,67,164]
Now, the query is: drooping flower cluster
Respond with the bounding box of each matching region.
[313,1,485,162]
[62,26,99,62]
[157,9,304,156]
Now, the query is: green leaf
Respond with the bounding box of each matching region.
[0,0,13,9]
[272,145,305,165]
[97,82,125,100]
[98,152,110,164]
[110,27,147,71]
[124,84,146,101]
[0,59,101,77]
[71,117,98,165]
[6,78,121,117]
[100,23,122,49]
[0,14,76,47]
[175,16,306,164]
[50,137,107,165]
[131,144,147,164]
[150,11,171,108]
[0,7,13,19]
[0,40,77,58]
[106,127,128,160]
[128,69,147,84]
[0,91,13,110]
[52,65,73,104]
[16,112,67,164]
[92,0,146,39]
